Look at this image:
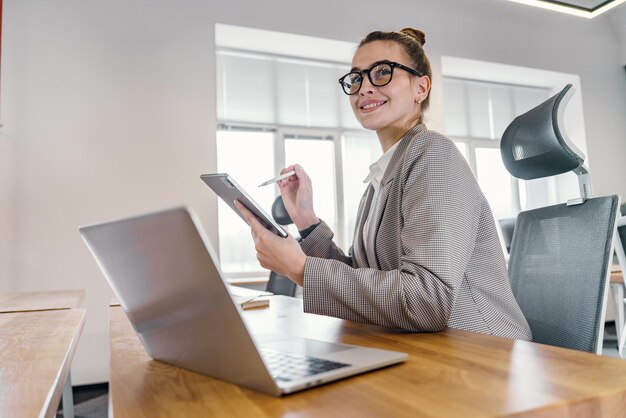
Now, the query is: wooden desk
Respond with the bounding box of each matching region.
[0,309,86,418]
[0,290,85,313]
[0,290,86,418]
[109,296,626,417]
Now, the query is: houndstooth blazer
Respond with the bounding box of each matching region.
[300,123,532,340]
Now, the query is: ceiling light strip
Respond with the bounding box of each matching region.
[505,0,626,18]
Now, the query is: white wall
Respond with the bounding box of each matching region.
[608,7,626,66]
[1,0,625,383]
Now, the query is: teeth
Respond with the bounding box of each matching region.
[362,102,384,110]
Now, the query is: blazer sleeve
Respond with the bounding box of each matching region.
[302,137,483,332]
[299,221,356,268]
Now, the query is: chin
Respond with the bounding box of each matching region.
[357,116,387,131]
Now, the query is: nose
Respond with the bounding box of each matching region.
[359,75,376,95]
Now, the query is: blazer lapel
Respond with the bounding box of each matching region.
[370,123,426,265]
[380,123,426,187]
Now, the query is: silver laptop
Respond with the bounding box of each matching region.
[79,207,407,396]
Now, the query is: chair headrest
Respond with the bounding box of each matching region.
[500,84,584,180]
[271,196,293,226]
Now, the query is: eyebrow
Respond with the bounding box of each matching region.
[350,60,389,72]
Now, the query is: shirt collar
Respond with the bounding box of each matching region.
[363,140,401,185]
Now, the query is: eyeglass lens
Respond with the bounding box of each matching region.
[342,63,393,95]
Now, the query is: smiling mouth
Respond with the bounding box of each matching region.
[361,101,387,110]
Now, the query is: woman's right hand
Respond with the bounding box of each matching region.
[278,164,319,230]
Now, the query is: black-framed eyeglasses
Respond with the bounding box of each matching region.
[338,60,422,95]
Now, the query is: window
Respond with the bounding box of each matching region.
[341,132,381,242]
[442,78,550,220]
[216,49,380,280]
[284,133,338,237]
[216,130,275,274]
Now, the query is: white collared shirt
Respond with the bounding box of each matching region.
[362,140,400,268]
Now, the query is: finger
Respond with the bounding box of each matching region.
[278,177,294,188]
[282,164,298,174]
[287,166,301,180]
[293,164,309,183]
[294,164,312,189]
[234,201,277,243]
[234,200,265,232]
[279,166,300,187]
[234,200,254,225]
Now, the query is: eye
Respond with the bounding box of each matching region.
[371,65,392,81]
[348,73,363,84]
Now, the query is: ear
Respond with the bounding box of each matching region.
[412,75,431,104]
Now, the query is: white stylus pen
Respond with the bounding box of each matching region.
[258,170,296,187]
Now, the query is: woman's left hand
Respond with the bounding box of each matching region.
[234,200,306,286]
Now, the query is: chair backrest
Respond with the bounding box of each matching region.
[271,195,293,226]
[266,196,297,297]
[266,271,298,297]
[508,197,618,352]
[501,84,619,353]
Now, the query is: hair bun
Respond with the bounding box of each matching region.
[400,28,426,47]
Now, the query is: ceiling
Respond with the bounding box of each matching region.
[503,0,626,65]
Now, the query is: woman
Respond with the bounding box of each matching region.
[235,28,531,340]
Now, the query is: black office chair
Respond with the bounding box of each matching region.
[265,196,298,297]
[501,84,619,353]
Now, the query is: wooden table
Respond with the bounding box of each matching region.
[0,309,86,418]
[109,296,626,417]
[0,290,86,418]
[0,290,84,313]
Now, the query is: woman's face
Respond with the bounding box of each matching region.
[349,41,426,133]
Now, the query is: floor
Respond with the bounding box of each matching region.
[56,383,108,418]
[603,321,621,358]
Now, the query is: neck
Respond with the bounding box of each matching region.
[377,121,421,153]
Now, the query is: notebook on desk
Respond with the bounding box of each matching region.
[79,206,407,396]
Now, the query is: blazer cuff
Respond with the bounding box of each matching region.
[299,221,335,256]
[298,220,322,240]
[302,256,329,316]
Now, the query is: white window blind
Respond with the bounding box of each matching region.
[216,52,275,123]
[217,50,355,129]
[277,61,340,127]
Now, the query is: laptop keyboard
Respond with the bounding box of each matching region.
[260,348,350,382]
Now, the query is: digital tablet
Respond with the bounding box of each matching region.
[200,173,288,238]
